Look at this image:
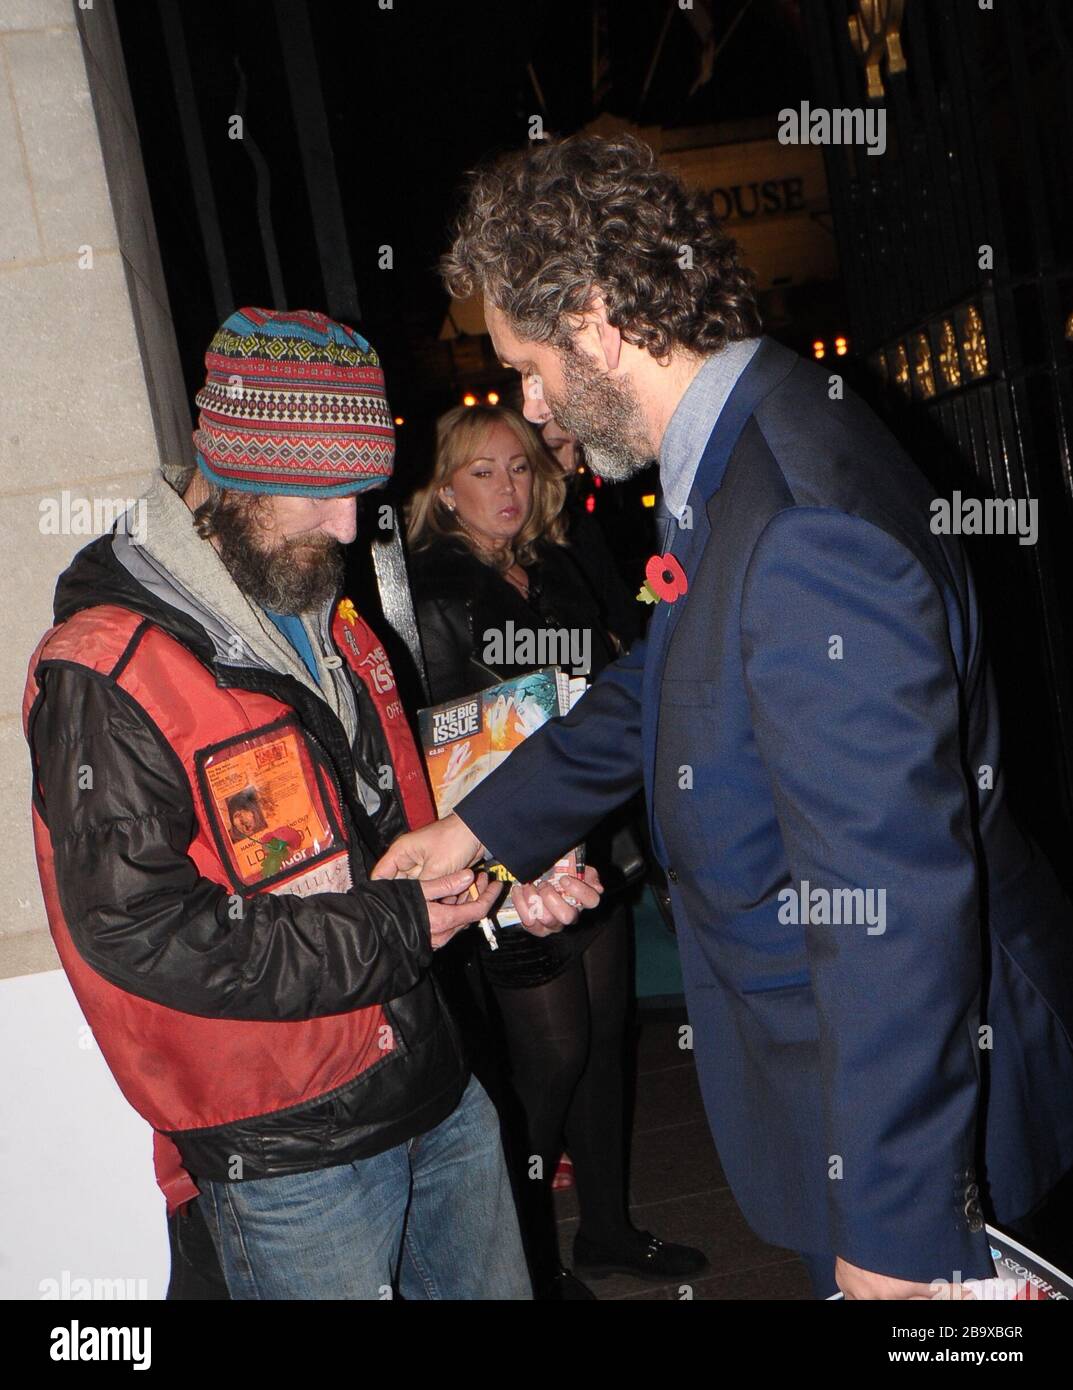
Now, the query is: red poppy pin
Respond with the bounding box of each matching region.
[638,553,689,606]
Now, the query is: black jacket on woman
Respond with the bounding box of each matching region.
[411,524,635,705]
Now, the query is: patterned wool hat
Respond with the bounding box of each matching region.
[193,307,395,496]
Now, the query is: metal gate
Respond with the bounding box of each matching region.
[801,0,1073,874]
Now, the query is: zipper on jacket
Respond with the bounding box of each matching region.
[300,727,413,1056]
[301,723,366,896]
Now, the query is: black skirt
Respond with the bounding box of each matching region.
[477,911,603,989]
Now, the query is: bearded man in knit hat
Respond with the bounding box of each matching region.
[24,307,601,1301]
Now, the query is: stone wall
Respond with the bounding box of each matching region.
[0,0,186,980]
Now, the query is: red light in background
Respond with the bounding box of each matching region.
[585,495,596,513]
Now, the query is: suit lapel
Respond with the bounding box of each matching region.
[643,501,710,711]
[640,337,798,846]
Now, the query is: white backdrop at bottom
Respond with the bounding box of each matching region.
[0,968,169,1301]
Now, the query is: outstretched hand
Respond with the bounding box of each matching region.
[510,866,604,936]
[835,1256,975,1301]
[374,817,606,935]
[372,812,485,883]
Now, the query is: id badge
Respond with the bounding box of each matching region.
[196,718,352,898]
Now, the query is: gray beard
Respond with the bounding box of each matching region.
[212,496,344,615]
[547,345,654,483]
[578,441,653,483]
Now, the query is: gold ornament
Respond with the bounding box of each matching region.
[892,341,911,395]
[912,331,936,399]
[960,304,990,378]
[937,318,962,389]
[848,0,907,100]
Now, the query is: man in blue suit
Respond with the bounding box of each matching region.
[376,135,1073,1297]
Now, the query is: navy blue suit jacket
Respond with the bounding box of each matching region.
[458,337,1073,1281]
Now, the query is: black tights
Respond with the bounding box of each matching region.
[488,903,633,1284]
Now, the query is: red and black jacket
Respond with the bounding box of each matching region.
[23,534,467,1212]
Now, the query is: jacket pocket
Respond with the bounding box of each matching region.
[193,716,348,897]
[740,969,813,995]
[660,678,720,707]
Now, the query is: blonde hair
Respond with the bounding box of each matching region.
[407,404,567,568]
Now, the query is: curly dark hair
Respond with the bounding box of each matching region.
[441,133,761,360]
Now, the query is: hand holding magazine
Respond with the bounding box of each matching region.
[418,667,588,934]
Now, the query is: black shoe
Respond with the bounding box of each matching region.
[573,1229,709,1282]
[537,1268,598,1300]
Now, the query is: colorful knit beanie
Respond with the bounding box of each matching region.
[192,307,395,496]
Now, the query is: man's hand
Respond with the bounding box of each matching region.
[372,812,485,883]
[835,1256,975,1301]
[421,869,500,951]
[511,866,604,936]
[374,820,606,935]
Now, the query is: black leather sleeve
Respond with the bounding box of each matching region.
[413,592,478,704]
[31,662,433,1022]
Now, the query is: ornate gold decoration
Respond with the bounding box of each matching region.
[912,331,936,399]
[960,304,989,378]
[848,0,907,100]
[937,318,962,389]
[892,341,910,394]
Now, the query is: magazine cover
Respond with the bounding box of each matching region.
[418,667,587,929]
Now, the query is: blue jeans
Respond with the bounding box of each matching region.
[198,1076,531,1299]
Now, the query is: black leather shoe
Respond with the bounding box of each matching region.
[573,1229,709,1281]
[537,1268,598,1300]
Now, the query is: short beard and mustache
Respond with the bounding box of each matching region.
[543,339,655,482]
[197,491,344,615]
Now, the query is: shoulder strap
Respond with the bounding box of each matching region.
[331,600,435,830]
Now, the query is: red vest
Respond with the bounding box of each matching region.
[23,599,434,1211]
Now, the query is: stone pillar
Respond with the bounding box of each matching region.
[0,2,186,1295]
[0,0,187,982]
